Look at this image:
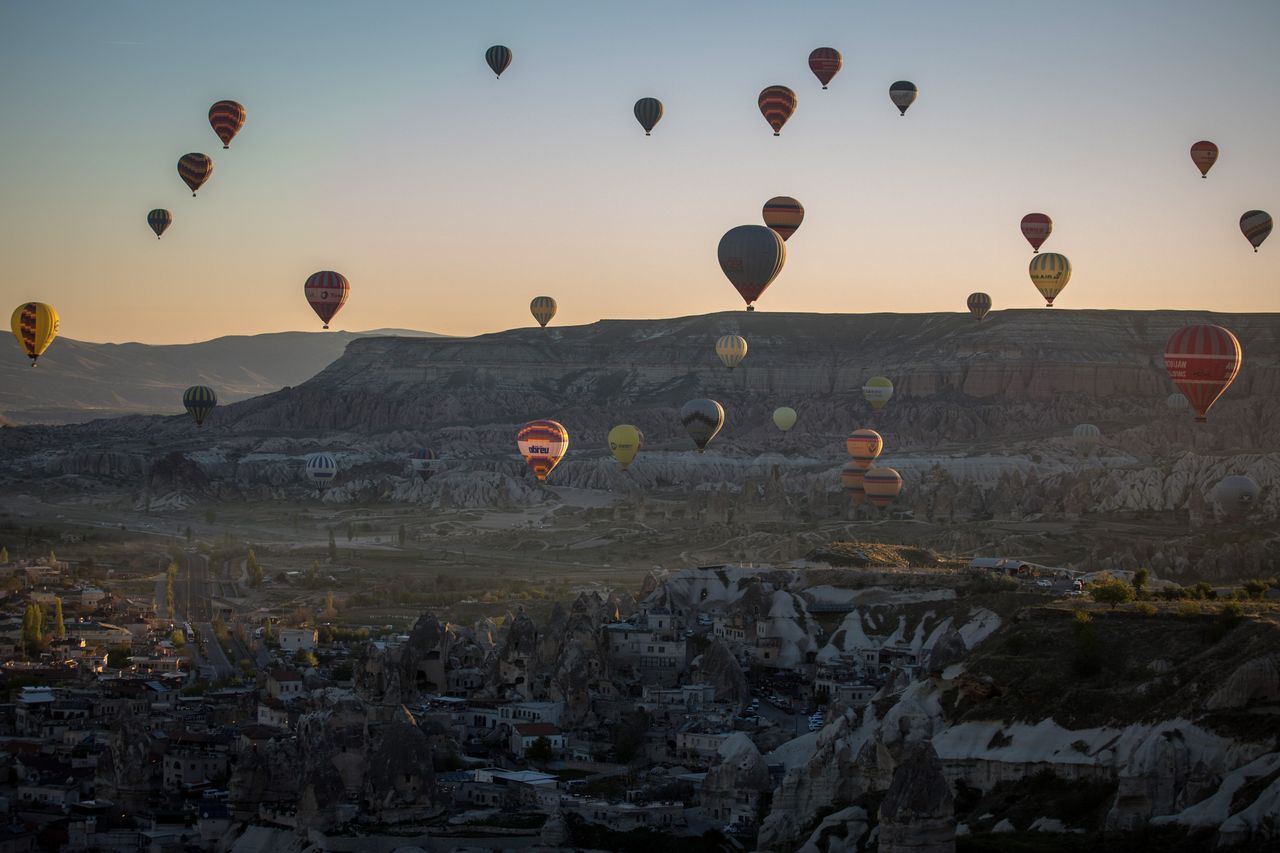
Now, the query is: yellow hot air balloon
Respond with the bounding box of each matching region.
[862,377,893,412]
[530,296,557,328]
[10,302,60,366]
[716,334,748,370]
[772,407,797,431]
[608,424,643,469]
[863,467,903,509]
[1029,253,1071,307]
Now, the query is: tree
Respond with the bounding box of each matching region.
[1090,579,1136,609]
[53,597,65,640]
[21,604,42,656]
[1132,568,1149,595]
[322,592,337,619]
[165,567,177,620]
[170,629,186,647]
[328,529,337,562]
[204,507,217,524]
[0,546,8,563]
[239,658,255,679]
[294,648,318,667]
[397,524,407,548]
[1241,579,1269,601]
[346,521,354,542]
[525,735,553,764]
[47,548,57,567]
[106,646,131,669]
[306,561,319,587]
[246,548,263,587]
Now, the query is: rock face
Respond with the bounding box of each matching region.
[1204,655,1280,711]
[700,732,773,826]
[691,639,751,710]
[877,743,956,853]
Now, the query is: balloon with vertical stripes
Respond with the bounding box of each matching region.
[808,48,842,89]
[486,45,513,78]
[633,98,663,135]
[147,209,172,239]
[182,386,217,427]
[1240,210,1271,252]
[1163,324,1242,422]
[1028,253,1071,306]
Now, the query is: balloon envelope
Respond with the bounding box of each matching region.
[846,428,883,470]
[1072,423,1100,455]
[1020,213,1052,252]
[716,334,748,370]
[718,225,786,308]
[177,153,214,196]
[758,85,797,135]
[530,296,557,328]
[862,377,893,412]
[680,398,725,452]
[410,448,438,481]
[808,48,843,88]
[763,196,804,241]
[208,100,246,148]
[773,407,797,431]
[183,385,217,427]
[147,209,172,239]
[1190,141,1218,178]
[840,461,866,505]
[304,271,350,329]
[863,467,903,508]
[304,453,338,488]
[10,302,59,365]
[634,98,663,135]
[889,81,917,115]
[1167,392,1189,411]
[1028,253,1071,306]
[486,45,512,77]
[1240,210,1272,251]
[1164,324,1242,422]
[967,292,991,321]
[608,424,643,469]
[517,420,569,482]
[1213,475,1260,517]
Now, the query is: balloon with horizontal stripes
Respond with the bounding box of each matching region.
[715,334,748,370]
[1190,141,1218,178]
[846,428,883,469]
[889,81,917,115]
[758,85,797,135]
[517,419,569,482]
[717,225,786,309]
[304,271,350,329]
[808,48,842,89]
[840,462,866,506]
[1028,253,1071,306]
[680,398,724,452]
[486,45,512,78]
[633,98,663,135]
[763,196,804,241]
[1163,324,1242,422]
[177,153,213,196]
[147,209,172,239]
[1020,213,1052,252]
[208,100,246,149]
[530,296,557,328]
[967,292,992,321]
[863,467,903,508]
[862,377,893,412]
[1240,210,1272,252]
[182,386,217,427]
[10,302,59,366]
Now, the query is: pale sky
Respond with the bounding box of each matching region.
[1,1,1277,344]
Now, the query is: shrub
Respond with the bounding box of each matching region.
[1241,579,1269,601]
[1091,579,1136,609]
[1135,601,1157,617]
[1176,600,1202,618]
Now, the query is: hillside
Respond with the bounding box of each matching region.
[0,328,441,424]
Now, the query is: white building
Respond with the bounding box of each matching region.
[278,628,318,652]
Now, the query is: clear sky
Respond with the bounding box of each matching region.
[1,1,1277,344]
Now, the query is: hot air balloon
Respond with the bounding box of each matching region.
[1072,423,1100,455]
[680,399,725,452]
[846,428,883,470]
[862,377,893,412]
[634,98,663,135]
[1213,475,1260,517]
[208,100,246,149]
[717,225,786,310]
[177,153,214,196]
[808,48,842,89]
[147,209,172,239]
[530,296,557,328]
[1167,392,1189,411]
[10,302,59,366]
[1240,210,1272,252]
[863,467,903,508]
[608,424,643,469]
[1163,324,1242,422]
[773,407,797,431]
[304,271,350,329]
[1020,213,1052,252]
[758,85,797,135]
[967,292,992,321]
[716,334,748,370]
[1029,253,1071,306]
[486,45,512,78]
[1190,141,1218,178]
[410,448,438,481]
[840,461,866,505]
[304,452,338,490]
[517,419,569,482]
[763,196,804,241]
[182,386,217,427]
[889,81,917,115]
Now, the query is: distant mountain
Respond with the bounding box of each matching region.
[0,328,442,424]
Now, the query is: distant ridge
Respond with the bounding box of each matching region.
[0,328,441,424]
